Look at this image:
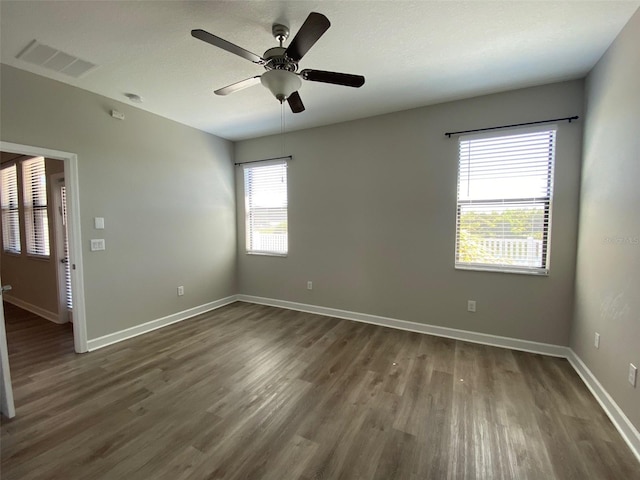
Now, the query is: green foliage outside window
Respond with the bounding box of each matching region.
[457,208,544,265]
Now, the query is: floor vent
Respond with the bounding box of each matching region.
[16,39,97,78]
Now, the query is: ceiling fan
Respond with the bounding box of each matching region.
[191,12,365,113]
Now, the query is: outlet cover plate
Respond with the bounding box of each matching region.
[90,239,105,251]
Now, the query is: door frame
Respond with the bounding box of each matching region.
[0,141,88,353]
[0,280,15,418]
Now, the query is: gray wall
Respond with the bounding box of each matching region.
[572,10,640,431]
[0,65,237,340]
[0,157,63,317]
[235,80,584,346]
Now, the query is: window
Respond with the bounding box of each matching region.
[455,126,556,275]
[23,157,50,256]
[1,164,21,253]
[244,159,288,255]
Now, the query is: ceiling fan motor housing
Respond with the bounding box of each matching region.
[263,47,298,72]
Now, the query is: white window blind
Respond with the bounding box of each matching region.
[61,185,73,309]
[455,126,556,274]
[23,157,50,257]
[244,159,288,255]
[1,164,21,253]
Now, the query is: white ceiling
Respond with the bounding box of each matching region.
[1,1,638,141]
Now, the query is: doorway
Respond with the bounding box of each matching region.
[0,141,87,353]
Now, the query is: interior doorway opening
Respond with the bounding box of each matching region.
[0,141,87,354]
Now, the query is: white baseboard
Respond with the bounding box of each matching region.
[238,294,639,462]
[567,350,640,463]
[237,295,569,357]
[86,295,238,351]
[3,295,62,324]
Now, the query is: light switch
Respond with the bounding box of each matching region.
[90,239,106,251]
[94,217,105,229]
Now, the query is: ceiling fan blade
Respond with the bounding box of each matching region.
[300,69,365,88]
[214,76,262,96]
[287,91,305,113]
[191,29,264,64]
[284,12,330,62]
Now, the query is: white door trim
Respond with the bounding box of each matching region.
[0,282,16,418]
[0,141,88,353]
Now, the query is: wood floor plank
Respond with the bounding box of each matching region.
[372,427,418,480]
[1,302,638,479]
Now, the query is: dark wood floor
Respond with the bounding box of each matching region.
[1,301,638,479]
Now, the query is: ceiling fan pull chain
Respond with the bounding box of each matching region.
[281,102,286,156]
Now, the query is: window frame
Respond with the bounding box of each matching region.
[454,125,557,276]
[243,158,289,257]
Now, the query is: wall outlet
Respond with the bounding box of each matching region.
[467,300,476,312]
[177,286,184,296]
[307,281,313,290]
[594,332,600,349]
[90,239,106,251]
[629,363,637,388]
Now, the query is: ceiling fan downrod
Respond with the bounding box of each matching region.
[272,24,290,48]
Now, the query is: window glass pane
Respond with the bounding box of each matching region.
[457,203,547,267]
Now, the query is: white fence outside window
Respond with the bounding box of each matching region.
[253,233,288,254]
[476,237,542,267]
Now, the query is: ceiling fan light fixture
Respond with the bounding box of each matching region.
[260,69,301,102]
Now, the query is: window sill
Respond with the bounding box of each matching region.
[246,251,288,258]
[26,254,51,262]
[455,264,548,276]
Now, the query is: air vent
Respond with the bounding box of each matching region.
[16,40,97,78]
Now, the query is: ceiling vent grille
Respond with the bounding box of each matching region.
[16,40,97,78]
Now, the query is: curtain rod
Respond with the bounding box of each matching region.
[444,116,579,138]
[234,155,292,166]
